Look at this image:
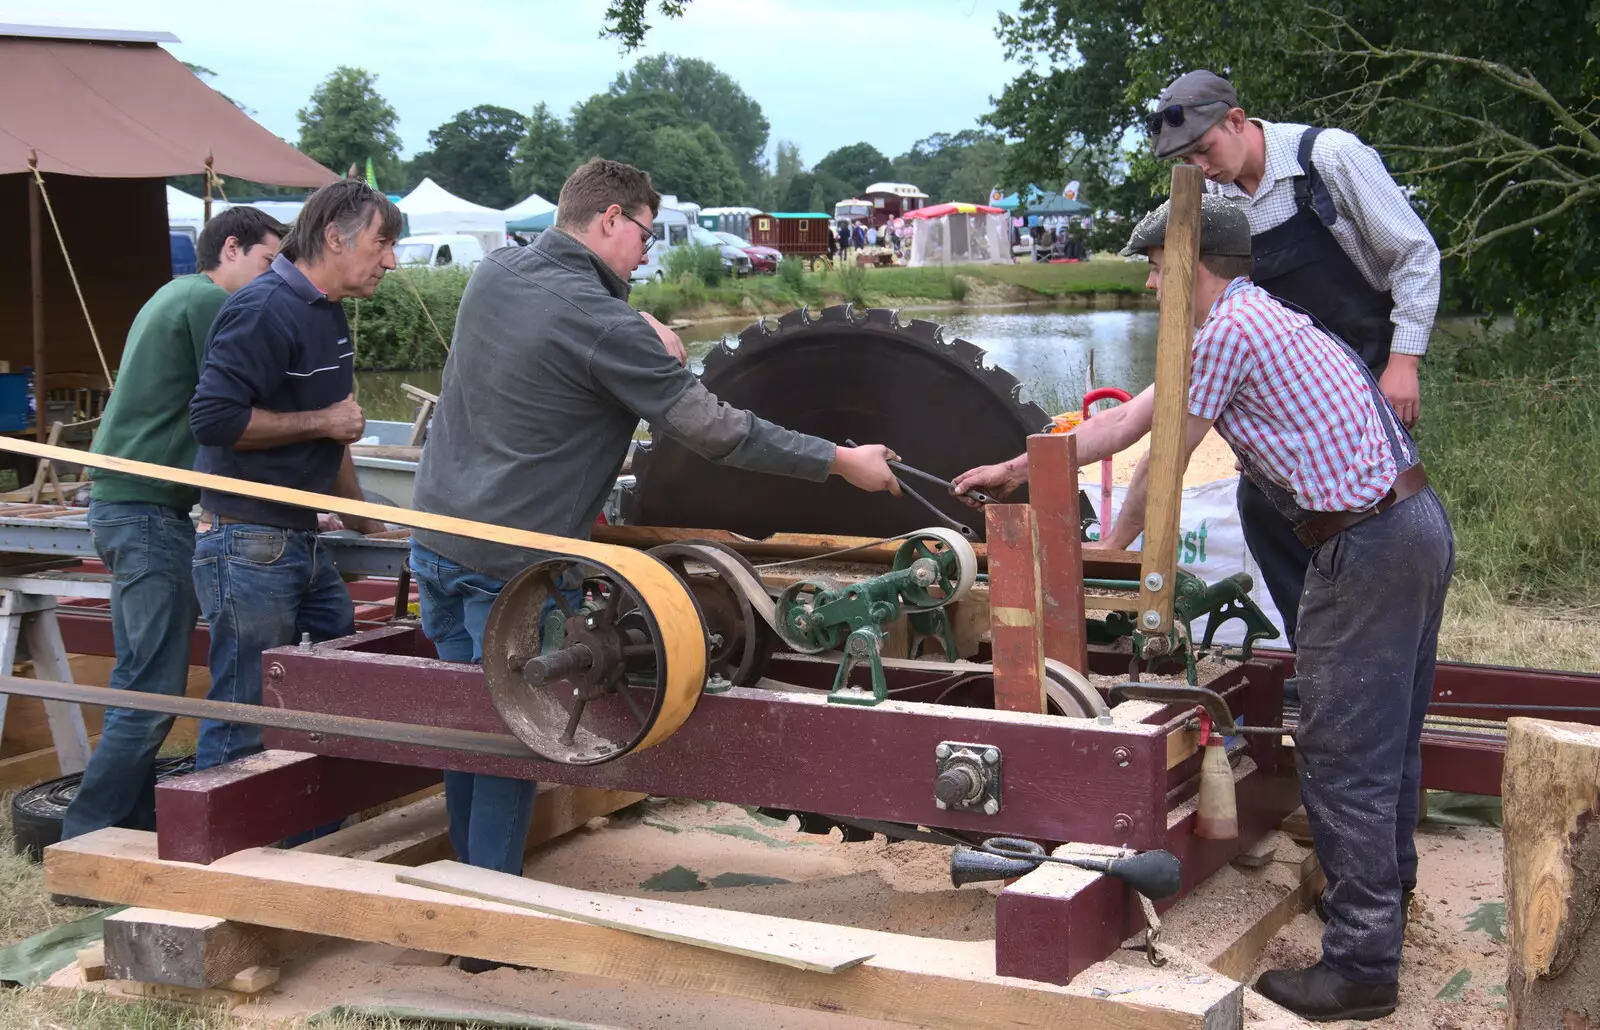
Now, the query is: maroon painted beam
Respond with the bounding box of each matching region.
[259,631,1179,850]
[1026,433,1089,674]
[154,750,440,864]
[994,758,1301,985]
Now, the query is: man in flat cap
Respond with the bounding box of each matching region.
[1146,70,1441,649]
[954,196,1454,1023]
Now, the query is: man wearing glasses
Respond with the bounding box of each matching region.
[407,159,901,966]
[1145,70,1441,649]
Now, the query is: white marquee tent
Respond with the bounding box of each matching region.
[503,192,555,220]
[399,178,509,253]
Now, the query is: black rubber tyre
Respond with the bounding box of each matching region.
[10,755,196,862]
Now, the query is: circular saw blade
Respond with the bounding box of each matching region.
[629,305,1049,540]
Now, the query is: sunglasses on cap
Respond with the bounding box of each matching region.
[1144,100,1227,138]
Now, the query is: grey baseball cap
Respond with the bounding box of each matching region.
[1120,194,1252,258]
[1148,70,1239,160]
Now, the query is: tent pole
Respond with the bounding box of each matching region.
[204,154,214,225]
[27,155,46,442]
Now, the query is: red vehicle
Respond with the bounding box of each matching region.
[714,231,780,273]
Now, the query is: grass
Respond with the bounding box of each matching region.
[627,258,1151,321]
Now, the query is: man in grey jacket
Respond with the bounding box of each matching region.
[410,160,898,965]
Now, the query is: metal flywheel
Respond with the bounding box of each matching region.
[627,305,1050,540]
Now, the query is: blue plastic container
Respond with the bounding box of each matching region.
[0,373,29,433]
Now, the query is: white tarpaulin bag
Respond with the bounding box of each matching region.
[1085,476,1288,647]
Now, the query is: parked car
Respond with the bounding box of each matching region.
[394,233,486,270]
[714,231,780,274]
[630,216,752,282]
[169,228,198,277]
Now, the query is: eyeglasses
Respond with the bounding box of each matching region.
[1144,100,1226,139]
[610,209,657,253]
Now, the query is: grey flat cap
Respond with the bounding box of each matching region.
[1120,194,1252,258]
[1149,70,1238,160]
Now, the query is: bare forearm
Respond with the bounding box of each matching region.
[1103,454,1150,549]
[233,408,328,450]
[332,449,386,534]
[1069,385,1156,466]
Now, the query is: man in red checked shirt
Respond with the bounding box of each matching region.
[954,196,1454,1023]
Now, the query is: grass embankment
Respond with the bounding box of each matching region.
[627,259,1151,323]
[1423,321,1600,670]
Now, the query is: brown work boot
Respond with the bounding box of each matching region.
[1255,962,1398,1022]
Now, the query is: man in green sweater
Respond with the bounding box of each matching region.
[62,207,286,842]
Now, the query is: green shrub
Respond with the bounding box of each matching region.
[344,266,468,370]
[948,274,971,303]
[777,257,807,292]
[834,262,869,306]
[666,245,725,287]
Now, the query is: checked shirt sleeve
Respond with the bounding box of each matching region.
[1321,138,1441,357]
[1188,318,1253,421]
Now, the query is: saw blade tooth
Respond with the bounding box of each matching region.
[949,337,986,368]
[817,304,854,326]
[860,307,895,329]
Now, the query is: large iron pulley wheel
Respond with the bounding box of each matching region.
[482,557,706,764]
[647,540,777,688]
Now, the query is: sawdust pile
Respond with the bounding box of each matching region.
[1079,428,1238,488]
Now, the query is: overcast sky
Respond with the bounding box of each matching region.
[13,0,1028,168]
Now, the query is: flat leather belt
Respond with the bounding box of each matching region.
[1294,463,1429,549]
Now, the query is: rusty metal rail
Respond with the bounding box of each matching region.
[0,674,538,760]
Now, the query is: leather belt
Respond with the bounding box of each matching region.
[196,511,250,531]
[1294,463,1429,549]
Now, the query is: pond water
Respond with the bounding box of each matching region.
[352,306,1161,422]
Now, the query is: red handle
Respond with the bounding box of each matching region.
[1082,386,1132,415]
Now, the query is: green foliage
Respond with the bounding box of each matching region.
[344,267,468,370]
[647,124,745,206]
[833,261,869,306]
[665,244,725,286]
[815,143,894,196]
[892,131,1011,204]
[296,67,403,187]
[777,257,807,292]
[948,274,971,303]
[1423,315,1600,602]
[613,54,770,190]
[600,0,688,50]
[767,140,804,210]
[408,105,527,208]
[512,102,577,202]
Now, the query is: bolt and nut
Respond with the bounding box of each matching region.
[1141,610,1163,630]
[1143,572,1164,592]
[935,743,953,760]
[1113,746,1132,767]
[268,662,285,680]
[982,799,1000,816]
[982,748,999,766]
[1112,813,1133,834]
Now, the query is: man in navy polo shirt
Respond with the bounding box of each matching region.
[188,180,399,769]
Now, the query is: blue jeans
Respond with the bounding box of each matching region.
[61,502,199,839]
[191,524,354,770]
[1293,490,1454,983]
[410,543,539,876]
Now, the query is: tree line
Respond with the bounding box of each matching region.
[204,56,1021,218]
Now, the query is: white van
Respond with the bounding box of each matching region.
[394,233,486,270]
[631,209,751,283]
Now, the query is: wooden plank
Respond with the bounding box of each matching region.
[102,907,305,990]
[76,943,105,982]
[294,784,645,866]
[397,860,876,974]
[1503,718,1600,1028]
[1207,856,1324,981]
[1025,433,1088,674]
[47,829,1243,1030]
[985,504,1046,713]
[1137,164,1204,637]
[221,965,279,994]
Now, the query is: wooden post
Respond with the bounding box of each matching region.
[27,156,45,443]
[1503,717,1600,1028]
[1137,164,1204,642]
[1025,432,1088,673]
[984,504,1046,713]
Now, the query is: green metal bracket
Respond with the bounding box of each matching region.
[907,607,960,661]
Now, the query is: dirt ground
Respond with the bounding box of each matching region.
[40,799,1509,1030]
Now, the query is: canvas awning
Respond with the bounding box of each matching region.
[0,33,335,184]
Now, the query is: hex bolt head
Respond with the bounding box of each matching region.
[982,748,1000,765]
[268,662,285,680]
[934,798,948,810]
[1141,609,1163,630]
[982,798,1000,816]
[1112,813,1133,834]
[935,743,953,760]
[1113,746,1132,767]
[1143,572,1164,592]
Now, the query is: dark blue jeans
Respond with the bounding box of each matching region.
[191,524,354,770]
[1293,489,1454,984]
[410,543,538,876]
[61,502,199,839]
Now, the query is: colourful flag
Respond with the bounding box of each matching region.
[364,157,379,190]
